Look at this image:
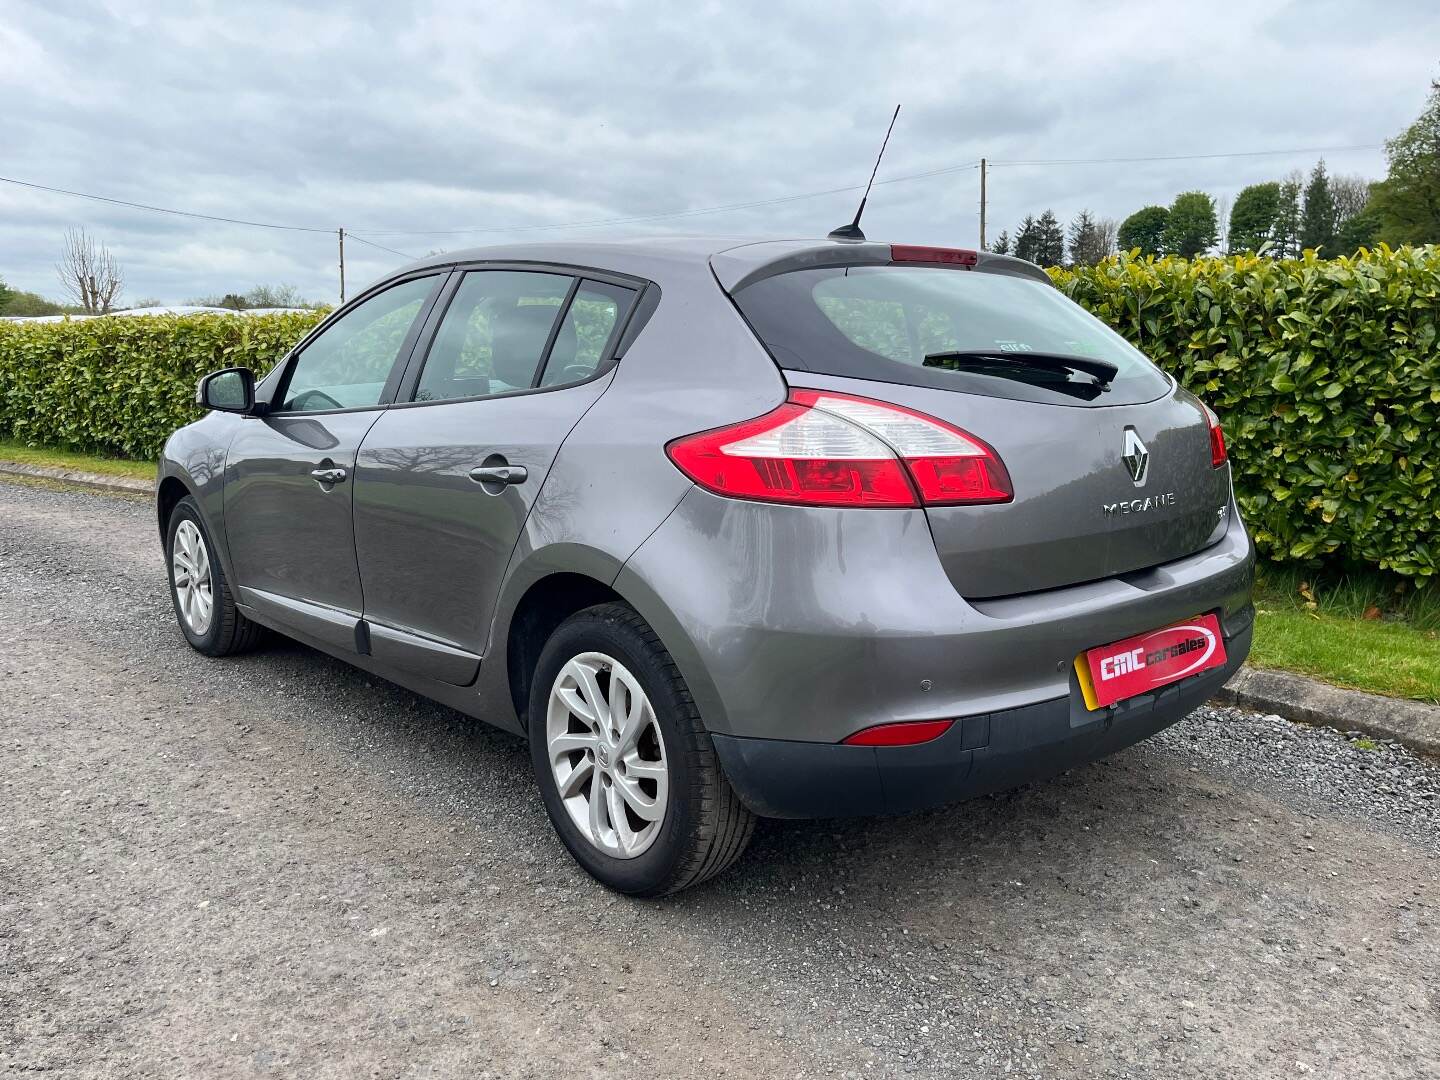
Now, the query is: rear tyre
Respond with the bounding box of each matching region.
[528,603,755,896]
[166,495,264,657]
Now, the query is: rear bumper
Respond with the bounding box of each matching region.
[616,486,1256,745]
[711,618,1250,819]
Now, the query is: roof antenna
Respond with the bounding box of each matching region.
[828,104,901,241]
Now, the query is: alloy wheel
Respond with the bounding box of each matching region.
[171,519,214,635]
[546,651,669,859]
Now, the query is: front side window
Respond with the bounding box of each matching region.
[277,276,436,412]
[414,271,573,403]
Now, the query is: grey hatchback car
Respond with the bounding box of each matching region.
[159,236,1254,895]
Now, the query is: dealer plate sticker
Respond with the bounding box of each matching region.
[1076,613,1227,710]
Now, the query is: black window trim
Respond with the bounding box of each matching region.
[532,276,582,389]
[259,269,450,418]
[385,260,651,412]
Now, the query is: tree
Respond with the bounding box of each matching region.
[0,287,68,317]
[56,227,123,314]
[1097,218,1119,260]
[1161,191,1218,258]
[1117,205,1168,256]
[1228,182,1281,253]
[244,283,307,308]
[1337,203,1383,252]
[1066,209,1116,266]
[1299,160,1337,253]
[1370,78,1440,245]
[0,276,12,313]
[1330,174,1372,229]
[1326,174,1378,253]
[187,283,316,310]
[1012,215,1038,263]
[1272,173,1303,257]
[1032,209,1065,266]
[989,230,1011,256]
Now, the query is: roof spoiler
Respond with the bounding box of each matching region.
[710,241,1053,294]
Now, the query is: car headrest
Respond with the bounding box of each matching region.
[490,304,558,387]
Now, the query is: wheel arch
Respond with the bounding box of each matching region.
[157,474,191,540]
[504,571,627,727]
[498,562,727,739]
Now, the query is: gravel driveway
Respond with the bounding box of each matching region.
[2,480,1436,1079]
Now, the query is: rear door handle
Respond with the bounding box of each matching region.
[468,465,528,486]
[310,467,347,485]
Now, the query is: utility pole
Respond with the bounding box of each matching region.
[338,227,346,304]
[978,158,987,252]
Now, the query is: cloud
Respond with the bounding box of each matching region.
[2,0,1435,303]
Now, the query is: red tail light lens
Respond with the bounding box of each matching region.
[842,719,954,746]
[1202,402,1227,468]
[664,401,917,507]
[666,391,1013,508]
[890,244,979,267]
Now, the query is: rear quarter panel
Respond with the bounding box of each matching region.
[473,259,788,728]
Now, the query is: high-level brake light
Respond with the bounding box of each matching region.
[666,390,1013,508]
[889,244,979,266]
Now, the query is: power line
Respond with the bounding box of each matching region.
[345,233,418,260]
[0,141,1384,243]
[0,174,333,233]
[352,164,982,237]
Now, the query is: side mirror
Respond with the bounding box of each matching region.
[196,367,255,414]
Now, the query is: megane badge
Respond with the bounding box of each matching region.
[1122,428,1149,486]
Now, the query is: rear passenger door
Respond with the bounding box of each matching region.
[351,268,638,684]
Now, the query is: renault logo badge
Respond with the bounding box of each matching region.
[1122,428,1149,486]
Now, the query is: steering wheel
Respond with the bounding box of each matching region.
[287,388,343,412]
[555,364,597,385]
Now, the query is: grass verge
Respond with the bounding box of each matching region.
[0,438,153,482]
[1251,564,1440,705]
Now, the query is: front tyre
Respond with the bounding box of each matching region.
[528,603,755,896]
[166,495,264,656]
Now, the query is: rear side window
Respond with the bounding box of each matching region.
[733,266,1172,407]
[539,281,635,387]
[414,271,572,403]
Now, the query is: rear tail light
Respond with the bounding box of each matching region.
[1201,402,1227,468]
[666,390,1013,508]
[841,719,954,746]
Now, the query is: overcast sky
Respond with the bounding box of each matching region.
[4,0,1437,305]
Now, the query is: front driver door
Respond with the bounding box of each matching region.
[224,273,443,651]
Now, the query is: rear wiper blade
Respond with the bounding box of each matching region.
[923,349,1119,386]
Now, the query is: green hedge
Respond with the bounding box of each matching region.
[2,249,1438,579]
[1050,246,1440,580]
[0,311,325,461]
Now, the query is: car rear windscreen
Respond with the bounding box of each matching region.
[731,265,1174,407]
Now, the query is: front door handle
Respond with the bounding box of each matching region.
[310,467,347,485]
[468,464,528,486]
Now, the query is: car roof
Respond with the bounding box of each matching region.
[396,236,1049,291]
